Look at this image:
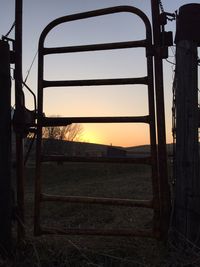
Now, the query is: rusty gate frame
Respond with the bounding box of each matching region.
[35,5,163,238]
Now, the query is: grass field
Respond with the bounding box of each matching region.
[2,161,199,266]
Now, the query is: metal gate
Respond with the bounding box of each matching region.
[35,5,164,238]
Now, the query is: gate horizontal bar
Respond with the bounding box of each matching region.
[41,155,152,164]
[41,115,150,126]
[43,40,148,55]
[41,193,153,208]
[40,226,156,238]
[43,77,148,88]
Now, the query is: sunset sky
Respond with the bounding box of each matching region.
[0,0,199,147]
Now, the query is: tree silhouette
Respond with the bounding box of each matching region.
[42,123,83,142]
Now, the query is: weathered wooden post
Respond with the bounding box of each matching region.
[0,40,12,255]
[172,4,200,247]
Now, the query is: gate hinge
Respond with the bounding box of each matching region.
[13,107,36,137]
[149,46,169,59]
[156,46,169,59]
[161,31,173,47]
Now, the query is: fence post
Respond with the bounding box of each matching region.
[172,4,200,246]
[15,0,25,239]
[0,40,12,256]
[151,0,171,240]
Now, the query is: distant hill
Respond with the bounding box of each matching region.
[25,138,127,159]
[125,143,174,155]
[125,145,150,153]
[23,138,175,163]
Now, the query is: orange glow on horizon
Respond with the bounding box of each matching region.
[81,129,103,145]
[79,123,173,147]
[79,123,152,148]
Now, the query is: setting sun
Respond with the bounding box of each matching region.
[81,132,100,144]
[80,125,105,145]
[78,123,150,147]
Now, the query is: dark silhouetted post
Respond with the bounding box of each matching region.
[15,0,25,239]
[151,0,171,240]
[172,4,200,247]
[0,40,12,256]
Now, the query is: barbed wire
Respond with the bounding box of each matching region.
[23,50,38,84]
[4,21,15,37]
[159,0,165,13]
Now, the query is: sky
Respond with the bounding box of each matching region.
[0,0,199,147]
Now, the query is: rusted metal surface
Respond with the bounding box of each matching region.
[37,5,152,119]
[38,6,152,47]
[42,115,150,126]
[151,0,171,239]
[35,5,160,239]
[43,39,148,54]
[146,47,160,236]
[43,77,148,88]
[41,194,153,208]
[34,124,42,236]
[15,0,25,240]
[41,155,152,164]
[40,226,156,238]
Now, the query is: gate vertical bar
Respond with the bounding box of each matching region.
[146,51,160,237]
[15,0,25,239]
[151,0,171,239]
[0,41,12,256]
[34,35,44,236]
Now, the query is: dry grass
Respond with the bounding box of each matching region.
[26,162,153,232]
[3,162,199,266]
